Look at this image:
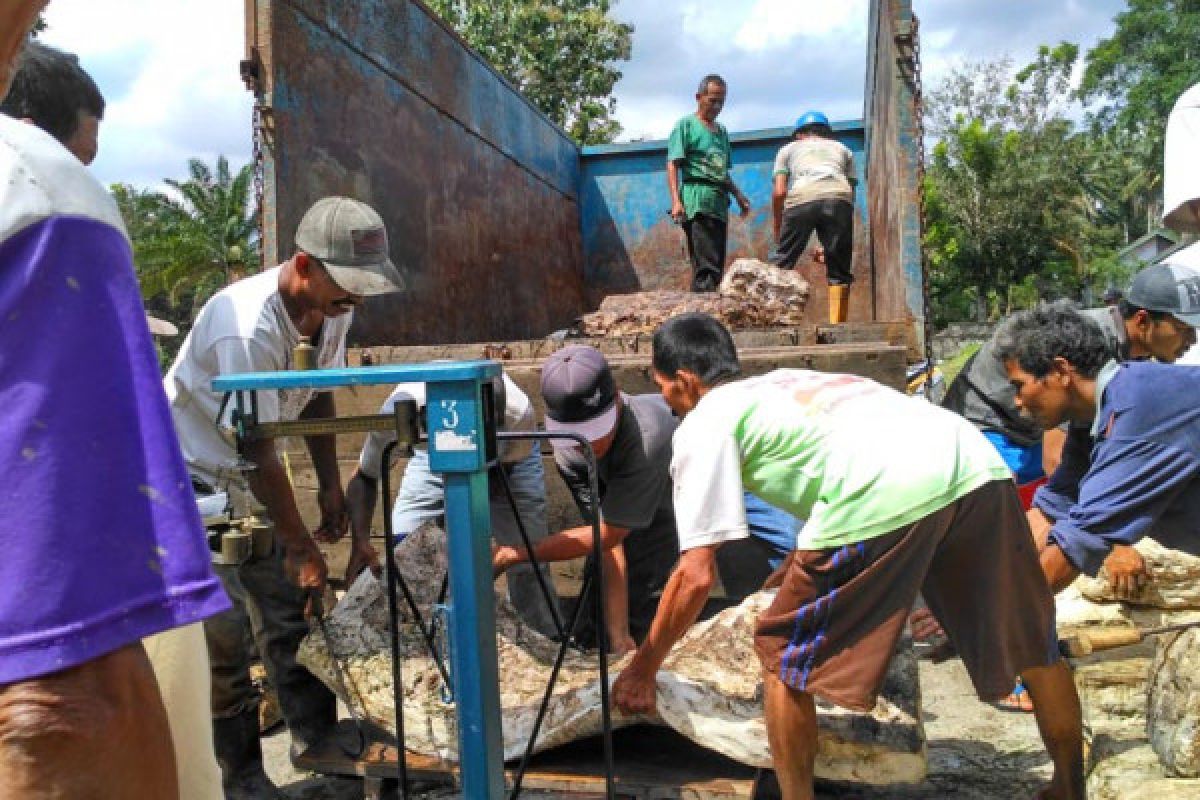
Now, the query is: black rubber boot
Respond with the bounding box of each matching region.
[213,709,286,800]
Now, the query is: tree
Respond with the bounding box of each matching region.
[425,0,633,144]
[1078,0,1200,221]
[114,155,258,330]
[923,46,1123,323]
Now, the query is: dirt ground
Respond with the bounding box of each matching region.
[262,655,1060,799]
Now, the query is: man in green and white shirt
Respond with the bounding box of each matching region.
[612,312,1085,800]
[666,74,750,292]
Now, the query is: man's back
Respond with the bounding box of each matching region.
[672,369,1010,550]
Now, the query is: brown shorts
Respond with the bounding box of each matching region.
[754,479,1058,712]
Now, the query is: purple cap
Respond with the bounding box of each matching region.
[540,345,619,447]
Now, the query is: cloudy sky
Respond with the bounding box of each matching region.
[37,0,1128,189]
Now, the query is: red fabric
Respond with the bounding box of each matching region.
[1016,477,1048,511]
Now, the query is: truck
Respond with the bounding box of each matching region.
[240,2,926,792]
[242,0,924,348]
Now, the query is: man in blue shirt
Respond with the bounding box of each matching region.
[995,304,1200,592]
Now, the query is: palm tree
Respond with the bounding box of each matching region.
[116,155,259,313]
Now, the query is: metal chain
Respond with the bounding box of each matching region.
[897,13,936,400]
[251,98,267,271]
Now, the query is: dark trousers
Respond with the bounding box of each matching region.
[683,212,728,292]
[572,521,680,649]
[205,546,335,750]
[770,198,854,285]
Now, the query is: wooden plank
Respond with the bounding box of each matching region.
[295,723,760,799]
[348,321,913,366]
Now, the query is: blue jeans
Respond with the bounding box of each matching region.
[392,443,561,638]
[715,493,801,601]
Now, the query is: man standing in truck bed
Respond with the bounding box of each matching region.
[768,111,857,324]
[667,73,751,292]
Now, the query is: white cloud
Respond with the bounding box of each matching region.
[734,0,862,52]
[39,0,251,189]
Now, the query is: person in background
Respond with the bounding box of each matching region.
[666,74,751,292]
[345,374,562,637]
[0,39,102,164]
[768,111,857,323]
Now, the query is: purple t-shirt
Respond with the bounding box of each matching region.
[0,117,229,683]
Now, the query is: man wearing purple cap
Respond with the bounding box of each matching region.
[166,196,404,797]
[0,2,230,795]
[494,344,800,654]
[493,345,681,653]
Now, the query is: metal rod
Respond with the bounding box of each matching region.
[492,454,566,639]
[508,566,597,799]
[497,430,615,800]
[379,441,411,798]
[247,413,412,439]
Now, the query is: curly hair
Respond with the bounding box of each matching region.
[992,302,1111,380]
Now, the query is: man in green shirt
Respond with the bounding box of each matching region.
[613,312,1085,800]
[667,74,751,292]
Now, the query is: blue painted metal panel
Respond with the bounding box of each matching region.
[577,122,871,317]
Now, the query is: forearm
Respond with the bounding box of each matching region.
[346,471,378,545]
[602,545,632,643]
[772,193,785,238]
[244,440,310,548]
[525,522,626,565]
[626,556,714,677]
[1040,542,1080,594]
[302,393,342,490]
[667,162,684,207]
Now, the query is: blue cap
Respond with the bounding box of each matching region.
[794,111,830,132]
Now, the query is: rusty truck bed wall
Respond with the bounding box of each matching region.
[865,0,924,336]
[246,0,586,346]
[250,0,924,348]
[577,123,873,325]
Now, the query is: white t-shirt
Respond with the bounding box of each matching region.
[772,137,855,208]
[357,374,534,478]
[1164,82,1200,233]
[164,266,350,486]
[670,370,1010,553]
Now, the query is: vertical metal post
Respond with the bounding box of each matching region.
[426,377,504,799]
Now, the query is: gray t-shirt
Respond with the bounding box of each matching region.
[943,306,1128,446]
[554,393,677,535]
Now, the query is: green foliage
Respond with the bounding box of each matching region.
[113,156,258,365]
[924,42,1155,326]
[424,0,633,144]
[939,342,981,387]
[1078,0,1200,192]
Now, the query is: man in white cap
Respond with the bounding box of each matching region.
[165,196,404,798]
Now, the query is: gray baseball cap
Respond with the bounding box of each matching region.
[294,196,405,295]
[541,345,619,447]
[1127,263,1200,327]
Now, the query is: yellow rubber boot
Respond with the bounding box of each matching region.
[828,284,850,324]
